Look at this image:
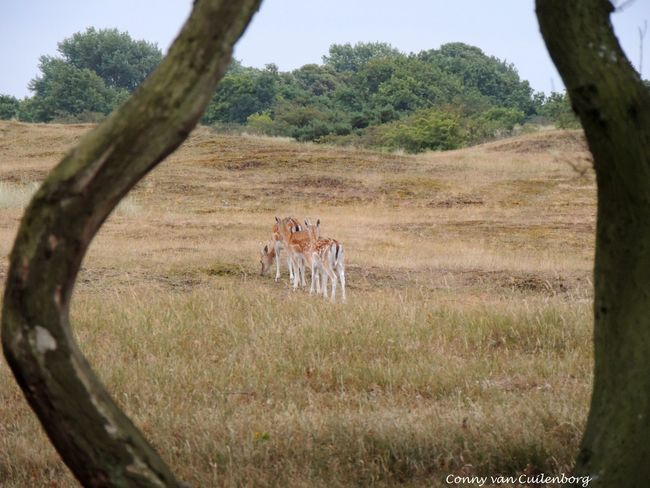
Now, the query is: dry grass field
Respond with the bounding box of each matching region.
[0,120,595,487]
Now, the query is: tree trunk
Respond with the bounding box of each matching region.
[536,0,650,485]
[1,0,260,486]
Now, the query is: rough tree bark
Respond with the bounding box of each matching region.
[536,0,650,485]
[1,0,260,486]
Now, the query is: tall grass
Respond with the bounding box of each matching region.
[1,284,593,487]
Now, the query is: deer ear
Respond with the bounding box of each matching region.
[304,218,310,226]
[317,219,320,226]
[263,244,268,253]
[275,216,280,223]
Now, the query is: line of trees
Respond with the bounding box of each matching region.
[1,28,580,151]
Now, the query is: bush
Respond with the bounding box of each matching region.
[246,111,275,134]
[538,92,580,129]
[378,109,463,152]
[465,107,525,143]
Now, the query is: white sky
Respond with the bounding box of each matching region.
[1,0,648,98]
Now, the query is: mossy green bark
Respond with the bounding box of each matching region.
[1,0,261,486]
[537,1,650,485]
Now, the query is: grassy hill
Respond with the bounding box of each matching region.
[0,121,595,487]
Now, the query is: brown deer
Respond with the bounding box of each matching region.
[261,222,312,289]
[301,219,346,302]
[267,216,301,282]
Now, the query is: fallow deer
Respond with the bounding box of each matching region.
[301,219,346,302]
[260,228,311,289]
[259,243,276,276]
[270,216,301,282]
[285,226,314,289]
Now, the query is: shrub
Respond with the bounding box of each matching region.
[379,109,463,152]
[465,107,526,143]
[246,111,275,134]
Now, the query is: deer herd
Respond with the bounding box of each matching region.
[260,216,346,302]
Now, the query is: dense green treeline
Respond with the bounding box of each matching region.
[204,41,579,151]
[1,28,580,152]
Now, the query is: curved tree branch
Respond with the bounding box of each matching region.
[537,0,650,485]
[1,0,261,485]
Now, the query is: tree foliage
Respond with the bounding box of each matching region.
[19,28,159,122]
[418,43,535,114]
[202,41,549,151]
[25,57,125,122]
[16,33,577,150]
[536,91,580,128]
[202,63,278,124]
[58,27,162,91]
[0,94,19,120]
[322,42,401,73]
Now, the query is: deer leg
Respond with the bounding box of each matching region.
[293,255,304,290]
[338,263,346,302]
[287,252,294,283]
[316,261,323,294]
[293,254,300,288]
[321,267,330,299]
[310,259,317,295]
[291,255,298,289]
[327,267,337,302]
[274,241,282,282]
[300,256,307,287]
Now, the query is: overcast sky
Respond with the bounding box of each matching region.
[1,0,648,98]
